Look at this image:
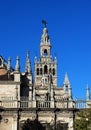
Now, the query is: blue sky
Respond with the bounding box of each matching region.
[0,0,91,99]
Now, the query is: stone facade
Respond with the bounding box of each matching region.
[0,25,76,130]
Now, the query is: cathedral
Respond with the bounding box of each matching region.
[0,23,77,130]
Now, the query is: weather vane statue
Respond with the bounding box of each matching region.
[42,20,47,28]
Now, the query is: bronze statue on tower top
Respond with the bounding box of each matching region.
[42,20,47,28]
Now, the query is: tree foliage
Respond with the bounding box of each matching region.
[46,122,68,130]
[74,109,91,130]
[22,118,68,130]
[22,118,45,130]
[56,122,68,130]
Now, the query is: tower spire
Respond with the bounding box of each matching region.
[41,20,50,45]
[63,73,72,99]
[64,72,70,85]
[25,51,32,74]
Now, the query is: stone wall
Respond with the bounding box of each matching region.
[0,109,75,130]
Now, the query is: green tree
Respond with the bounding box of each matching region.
[56,122,68,130]
[74,109,91,130]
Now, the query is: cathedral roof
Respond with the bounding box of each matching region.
[0,67,8,80]
[0,67,8,76]
[0,67,14,81]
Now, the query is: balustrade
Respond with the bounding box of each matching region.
[0,96,32,108]
[37,101,50,108]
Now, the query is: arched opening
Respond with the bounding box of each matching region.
[49,68,51,73]
[53,68,55,75]
[20,84,29,108]
[20,85,29,97]
[36,68,39,75]
[44,65,47,74]
[65,85,68,92]
[45,93,50,101]
[40,68,42,75]
[44,49,47,57]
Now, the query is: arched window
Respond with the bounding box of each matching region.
[40,68,42,75]
[49,68,51,73]
[53,68,55,75]
[44,49,47,57]
[44,65,47,74]
[45,93,50,101]
[65,85,68,92]
[36,68,39,75]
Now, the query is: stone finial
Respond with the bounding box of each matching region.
[25,51,32,74]
[15,56,20,72]
[7,57,11,71]
[86,84,90,100]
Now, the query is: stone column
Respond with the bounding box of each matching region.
[13,114,18,130]
[68,112,74,130]
[51,86,54,108]
[32,86,36,108]
[28,84,32,108]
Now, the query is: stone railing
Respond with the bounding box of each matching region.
[0,96,32,108]
[0,97,18,108]
[55,101,68,108]
[55,99,76,109]
[37,100,50,108]
[74,99,87,108]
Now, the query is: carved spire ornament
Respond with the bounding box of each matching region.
[25,51,32,74]
[15,56,20,72]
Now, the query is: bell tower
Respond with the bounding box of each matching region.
[40,27,51,56]
[34,21,57,88]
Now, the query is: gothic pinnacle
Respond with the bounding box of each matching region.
[15,56,20,72]
[7,57,11,71]
[25,51,32,74]
[64,72,70,85]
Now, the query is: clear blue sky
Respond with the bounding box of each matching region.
[0,0,91,99]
